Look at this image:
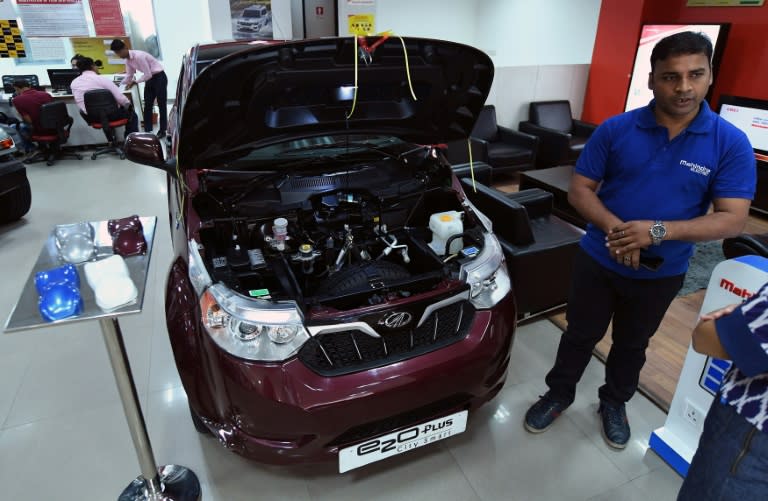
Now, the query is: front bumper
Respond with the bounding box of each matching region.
[173,286,516,465]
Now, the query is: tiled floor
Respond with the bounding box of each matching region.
[0,155,684,500]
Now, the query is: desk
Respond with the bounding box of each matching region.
[519,165,587,228]
[4,217,200,500]
[0,87,141,148]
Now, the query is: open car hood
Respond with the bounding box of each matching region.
[178,37,494,169]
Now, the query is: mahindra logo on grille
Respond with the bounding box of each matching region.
[379,312,413,329]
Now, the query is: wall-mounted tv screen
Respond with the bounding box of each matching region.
[718,95,768,164]
[624,24,730,112]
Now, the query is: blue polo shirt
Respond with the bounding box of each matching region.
[576,100,756,278]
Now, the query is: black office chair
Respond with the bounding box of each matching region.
[25,101,82,166]
[467,105,539,179]
[82,89,128,160]
[2,74,42,94]
[519,100,597,168]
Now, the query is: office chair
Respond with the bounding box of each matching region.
[25,101,82,166]
[467,105,539,179]
[519,100,597,168]
[2,74,41,94]
[82,89,128,160]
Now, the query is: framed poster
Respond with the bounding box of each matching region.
[624,24,730,112]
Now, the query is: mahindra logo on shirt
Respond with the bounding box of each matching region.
[680,159,711,177]
[720,278,754,299]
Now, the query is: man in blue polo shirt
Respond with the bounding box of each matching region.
[678,282,768,499]
[524,31,756,449]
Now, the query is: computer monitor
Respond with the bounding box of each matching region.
[47,68,80,94]
[2,74,40,94]
[717,95,768,164]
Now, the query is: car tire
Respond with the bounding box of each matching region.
[189,404,212,435]
[316,261,411,296]
[0,177,31,223]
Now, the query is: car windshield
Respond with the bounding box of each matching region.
[213,135,413,170]
[243,9,264,18]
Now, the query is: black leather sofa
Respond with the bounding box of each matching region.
[460,178,584,319]
[519,100,597,169]
[722,233,768,259]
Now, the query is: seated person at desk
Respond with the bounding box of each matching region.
[71,57,138,135]
[11,78,53,153]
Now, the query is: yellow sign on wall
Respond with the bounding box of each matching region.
[0,20,25,58]
[70,36,131,74]
[687,0,764,6]
[348,13,374,35]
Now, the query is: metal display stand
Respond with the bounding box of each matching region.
[4,217,200,501]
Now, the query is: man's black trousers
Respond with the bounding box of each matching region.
[143,71,167,134]
[545,247,684,405]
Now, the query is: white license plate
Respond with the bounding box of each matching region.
[338,410,468,473]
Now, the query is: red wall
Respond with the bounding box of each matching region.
[582,0,768,124]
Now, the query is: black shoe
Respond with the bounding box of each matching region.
[156,130,166,139]
[598,400,630,449]
[524,394,569,433]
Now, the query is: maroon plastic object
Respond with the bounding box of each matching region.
[108,214,144,235]
[108,215,147,257]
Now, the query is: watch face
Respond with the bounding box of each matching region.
[651,223,666,238]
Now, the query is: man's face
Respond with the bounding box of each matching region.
[115,48,129,59]
[648,52,712,120]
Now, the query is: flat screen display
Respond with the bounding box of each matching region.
[624,24,730,112]
[718,95,768,163]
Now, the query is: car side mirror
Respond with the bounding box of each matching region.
[124,132,177,176]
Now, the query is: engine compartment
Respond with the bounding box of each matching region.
[191,154,486,310]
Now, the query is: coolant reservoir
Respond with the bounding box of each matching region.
[428,210,464,256]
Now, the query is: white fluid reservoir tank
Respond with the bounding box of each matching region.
[428,210,464,256]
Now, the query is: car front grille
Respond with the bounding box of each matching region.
[298,300,475,376]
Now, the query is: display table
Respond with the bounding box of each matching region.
[519,165,586,228]
[4,217,200,501]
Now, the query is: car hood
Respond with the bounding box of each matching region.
[178,37,494,169]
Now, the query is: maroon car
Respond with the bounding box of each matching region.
[125,36,516,472]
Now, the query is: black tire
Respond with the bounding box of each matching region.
[0,177,31,223]
[189,404,211,435]
[90,153,97,160]
[75,154,83,160]
[316,261,411,296]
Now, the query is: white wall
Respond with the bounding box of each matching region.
[335,0,602,127]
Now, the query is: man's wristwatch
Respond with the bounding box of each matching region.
[649,220,667,246]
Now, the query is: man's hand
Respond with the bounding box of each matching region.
[606,220,654,255]
[700,304,740,322]
[612,247,641,270]
[124,82,134,90]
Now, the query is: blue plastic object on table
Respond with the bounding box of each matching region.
[34,263,83,321]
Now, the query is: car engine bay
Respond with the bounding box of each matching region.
[191,155,486,310]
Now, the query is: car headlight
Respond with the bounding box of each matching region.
[460,233,511,309]
[188,241,212,295]
[200,283,309,361]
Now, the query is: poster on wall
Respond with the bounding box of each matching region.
[0,19,24,57]
[624,24,729,112]
[26,37,66,62]
[0,0,17,19]
[90,0,125,37]
[348,13,374,35]
[70,36,131,74]
[16,0,88,37]
[229,0,273,40]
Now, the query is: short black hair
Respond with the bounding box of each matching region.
[76,56,95,72]
[12,79,30,89]
[71,53,85,63]
[110,39,126,52]
[650,31,713,72]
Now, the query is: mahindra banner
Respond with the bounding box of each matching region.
[229,0,273,40]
